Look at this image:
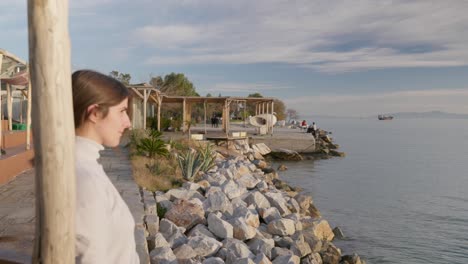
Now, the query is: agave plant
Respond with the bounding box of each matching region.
[176,149,203,181]
[136,129,169,158]
[198,143,216,172]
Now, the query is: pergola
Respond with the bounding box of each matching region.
[128,83,277,136]
[0,49,32,157]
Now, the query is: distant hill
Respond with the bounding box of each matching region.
[385,111,468,119]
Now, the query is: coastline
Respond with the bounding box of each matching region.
[141,131,363,263]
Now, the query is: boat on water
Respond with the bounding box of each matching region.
[378,115,394,120]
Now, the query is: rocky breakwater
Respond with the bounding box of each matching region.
[141,139,364,264]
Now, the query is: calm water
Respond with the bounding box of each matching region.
[276,118,468,264]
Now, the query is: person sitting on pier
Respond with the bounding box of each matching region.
[301,120,308,131]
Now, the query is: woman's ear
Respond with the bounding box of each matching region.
[86,104,101,123]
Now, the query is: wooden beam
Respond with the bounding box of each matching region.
[28,0,76,263]
[130,87,144,99]
[26,81,32,149]
[143,89,148,129]
[204,100,207,135]
[6,83,12,131]
[0,54,2,157]
[182,98,186,132]
[271,101,274,135]
[157,97,161,131]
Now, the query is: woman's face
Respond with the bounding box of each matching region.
[95,98,131,147]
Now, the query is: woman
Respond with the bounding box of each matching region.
[72,70,139,263]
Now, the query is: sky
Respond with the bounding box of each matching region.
[2,0,468,117]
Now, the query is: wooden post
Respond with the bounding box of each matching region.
[262,102,265,115]
[6,83,12,131]
[28,0,76,263]
[157,97,161,132]
[0,54,2,156]
[26,81,32,149]
[204,100,207,135]
[143,89,148,130]
[271,101,275,135]
[182,98,186,132]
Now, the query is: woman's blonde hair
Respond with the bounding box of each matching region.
[72,70,130,128]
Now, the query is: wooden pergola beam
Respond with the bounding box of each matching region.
[28,0,76,263]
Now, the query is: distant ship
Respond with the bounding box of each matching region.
[378,115,394,120]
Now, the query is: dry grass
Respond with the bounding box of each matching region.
[131,154,183,192]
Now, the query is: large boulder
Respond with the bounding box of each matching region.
[320,242,341,264]
[208,213,234,239]
[230,217,257,241]
[244,191,271,210]
[310,220,334,241]
[149,246,177,264]
[267,219,296,236]
[159,219,188,249]
[268,148,303,161]
[203,191,233,215]
[340,253,363,264]
[187,235,222,257]
[264,192,291,216]
[252,143,271,155]
[164,199,206,230]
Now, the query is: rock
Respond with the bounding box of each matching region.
[254,253,272,264]
[149,246,177,264]
[187,224,217,239]
[233,205,260,228]
[239,174,261,189]
[223,238,255,264]
[340,254,363,264]
[288,198,301,213]
[230,217,257,241]
[271,247,293,259]
[302,253,323,264]
[253,159,268,169]
[247,237,275,259]
[302,232,323,253]
[329,150,345,157]
[273,236,294,248]
[203,257,225,264]
[203,191,233,215]
[222,180,247,200]
[294,194,312,212]
[277,164,288,171]
[145,200,157,215]
[159,218,188,249]
[332,227,345,240]
[208,213,234,239]
[259,207,282,224]
[146,215,160,236]
[152,232,170,249]
[244,191,271,210]
[183,182,202,191]
[320,242,341,264]
[187,235,222,257]
[264,192,292,216]
[307,204,321,218]
[252,143,271,155]
[290,240,312,258]
[311,220,334,241]
[255,181,269,191]
[267,219,296,236]
[158,200,174,213]
[237,258,256,264]
[272,254,300,264]
[269,149,303,161]
[196,180,211,190]
[164,199,206,230]
[173,244,197,260]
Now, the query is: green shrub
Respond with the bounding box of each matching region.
[136,129,169,158]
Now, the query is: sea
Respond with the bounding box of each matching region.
[274,117,468,264]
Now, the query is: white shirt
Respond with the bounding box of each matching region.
[75,136,139,264]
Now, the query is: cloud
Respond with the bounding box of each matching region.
[133,0,468,72]
[205,82,287,93]
[284,88,468,116]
